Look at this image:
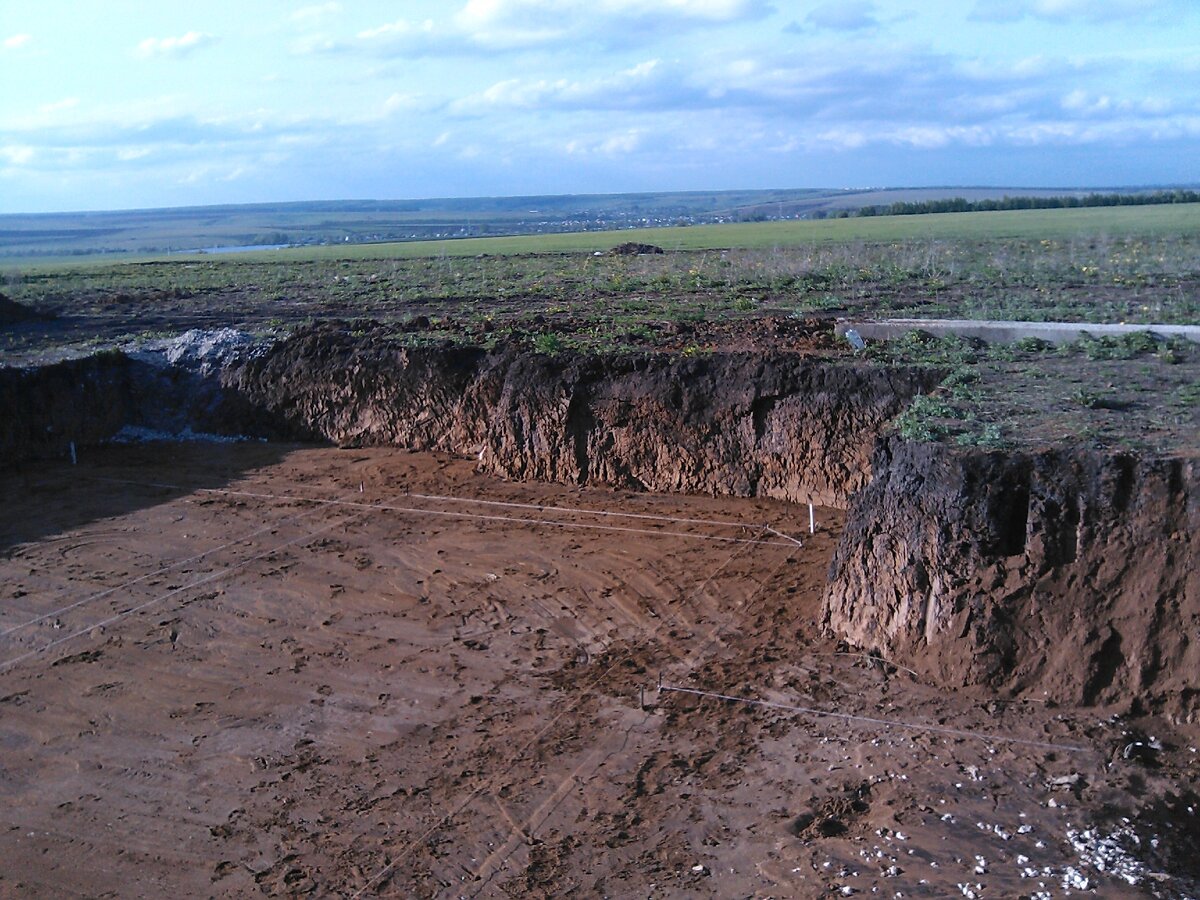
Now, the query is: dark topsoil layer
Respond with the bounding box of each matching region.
[0,292,50,326]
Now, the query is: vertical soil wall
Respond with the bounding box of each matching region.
[0,354,137,464]
[824,437,1200,718]
[221,326,942,507]
[0,352,269,467]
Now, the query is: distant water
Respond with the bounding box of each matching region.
[193,243,290,254]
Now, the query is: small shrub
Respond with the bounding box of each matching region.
[1073,388,1127,410]
[1014,336,1053,353]
[92,347,127,364]
[893,393,962,442]
[1156,337,1189,364]
[1077,331,1160,360]
[791,293,844,315]
[1176,384,1200,407]
[532,333,564,354]
[905,393,960,419]
[954,423,1010,449]
[895,413,946,442]
[866,330,980,367]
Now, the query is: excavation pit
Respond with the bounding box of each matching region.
[2,443,1197,897]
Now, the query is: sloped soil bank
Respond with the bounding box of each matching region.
[2,323,1195,717]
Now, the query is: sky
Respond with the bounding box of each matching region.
[1,0,1198,213]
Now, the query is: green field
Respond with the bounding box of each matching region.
[170,203,1200,263]
[3,199,1198,454]
[4,193,1195,267]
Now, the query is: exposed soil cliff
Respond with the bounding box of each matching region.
[824,437,1200,718]
[5,326,1195,715]
[222,325,940,506]
[0,352,265,466]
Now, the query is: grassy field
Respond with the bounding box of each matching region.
[4,202,1198,270]
[6,187,1151,260]
[3,202,1197,454]
[165,203,1200,262]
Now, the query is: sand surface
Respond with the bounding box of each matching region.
[1,445,1196,898]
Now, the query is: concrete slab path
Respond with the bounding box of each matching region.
[836,318,1200,345]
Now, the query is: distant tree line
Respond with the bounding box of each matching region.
[833,190,1200,219]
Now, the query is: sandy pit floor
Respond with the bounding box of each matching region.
[1,444,1197,899]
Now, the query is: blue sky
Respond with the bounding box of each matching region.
[2,0,1198,213]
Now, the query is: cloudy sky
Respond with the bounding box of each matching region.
[2,0,1198,213]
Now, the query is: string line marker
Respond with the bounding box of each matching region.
[658,684,1092,755]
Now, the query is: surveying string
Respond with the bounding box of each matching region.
[659,684,1093,755]
[0,508,363,674]
[350,523,775,898]
[1,499,335,638]
[406,490,789,533]
[88,476,806,546]
[90,479,800,548]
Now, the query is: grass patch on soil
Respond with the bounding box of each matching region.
[866,330,1200,453]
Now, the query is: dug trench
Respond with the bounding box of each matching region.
[4,322,1196,718]
[2,323,1199,896]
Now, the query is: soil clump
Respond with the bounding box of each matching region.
[609,241,665,255]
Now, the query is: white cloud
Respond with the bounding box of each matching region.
[39,98,80,115]
[802,1,879,31]
[434,39,1200,168]
[454,59,680,113]
[3,33,32,51]
[382,92,433,115]
[359,19,437,41]
[457,0,768,29]
[1,145,35,165]
[442,42,1200,149]
[1062,89,1112,114]
[970,0,1181,23]
[181,162,250,185]
[457,0,771,47]
[565,129,644,156]
[136,32,217,59]
[290,34,340,54]
[800,113,1200,154]
[310,0,771,57]
[290,3,341,23]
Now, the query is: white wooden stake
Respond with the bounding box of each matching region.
[809,503,815,534]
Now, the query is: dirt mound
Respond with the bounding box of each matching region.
[0,293,50,326]
[609,242,664,256]
[824,437,1200,718]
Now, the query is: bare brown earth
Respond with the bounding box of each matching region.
[827,439,1200,720]
[2,444,1198,898]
